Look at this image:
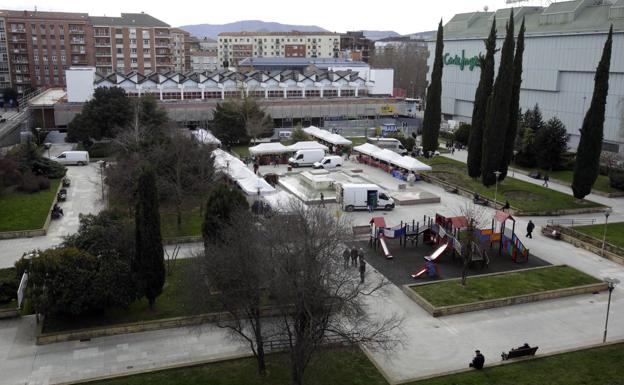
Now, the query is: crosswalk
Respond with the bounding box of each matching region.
[0,109,26,121]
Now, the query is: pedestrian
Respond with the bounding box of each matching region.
[526,220,535,239]
[320,192,325,208]
[469,350,485,370]
[367,203,373,213]
[350,246,358,267]
[342,247,351,268]
[451,147,455,155]
[359,259,366,283]
[253,162,259,175]
[358,247,365,264]
[542,173,549,187]
[503,200,510,212]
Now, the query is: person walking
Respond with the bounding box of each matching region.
[359,259,366,283]
[526,220,535,239]
[350,246,358,267]
[469,350,485,370]
[542,173,549,187]
[358,247,365,264]
[320,192,325,208]
[342,247,351,269]
[503,200,510,212]
[253,162,259,175]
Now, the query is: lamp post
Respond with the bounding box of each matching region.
[602,277,619,343]
[601,208,612,257]
[34,127,41,145]
[494,171,501,209]
[512,150,518,177]
[97,160,105,200]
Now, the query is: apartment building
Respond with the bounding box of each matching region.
[340,31,374,63]
[171,28,190,72]
[217,31,340,68]
[190,37,217,72]
[0,10,93,93]
[90,13,174,75]
[0,18,11,89]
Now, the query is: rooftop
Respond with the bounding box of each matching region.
[90,12,169,28]
[219,31,338,37]
[238,57,369,69]
[0,9,89,20]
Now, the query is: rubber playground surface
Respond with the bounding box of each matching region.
[358,238,550,287]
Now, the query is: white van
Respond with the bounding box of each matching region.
[278,130,292,139]
[313,155,343,169]
[336,183,395,212]
[53,151,90,165]
[366,137,408,155]
[288,149,325,167]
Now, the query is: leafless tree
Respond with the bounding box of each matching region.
[370,45,429,98]
[456,203,489,286]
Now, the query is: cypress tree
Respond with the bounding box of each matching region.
[422,20,444,154]
[500,17,526,181]
[481,11,515,186]
[467,19,497,178]
[572,26,613,199]
[134,167,165,309]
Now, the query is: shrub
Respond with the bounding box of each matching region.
[609,168,624,190]
[37,175,50,191]
[453,123,471,146]
[19,172,41,193]
[32,157,66,179]
[0,267,18,304]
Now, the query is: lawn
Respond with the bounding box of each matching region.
[0,179,61,232]
[574,221,624,249]
[420,157,603,212]
[43,258,219,333]
[411,265,600,307]
[83,347,387,385]
[160,208,203,239]
[232,145,250,158]
[408,342,624,385]
[512,164,617,194]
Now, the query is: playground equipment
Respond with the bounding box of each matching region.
[475,211,529,263]
[369,215,435,259]
[411,243,449,279]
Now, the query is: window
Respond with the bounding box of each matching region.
[117,48,123,54]
[131,48,137,54]
[43,55,48,62]
[143,48,150,54]
[52,55,57,63]
[143,39,150,45]
[115,28,122,34]
[33,54,39,61]
[131,58,137,63]
[116,38,123,44]
[130,39,136,44]
[61,54,66,63]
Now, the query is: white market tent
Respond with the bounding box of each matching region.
[192,128,221,146]
[212,149,276,196]
[303,126,352,146]
[353,143,432,172]
[287,141,329,151]
[249,142,290,156]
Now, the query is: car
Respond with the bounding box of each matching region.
[313,155,343,169]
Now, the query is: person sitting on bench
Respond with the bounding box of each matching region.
[469,350,485,370]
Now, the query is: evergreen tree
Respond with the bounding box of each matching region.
[422,20,444,153]
[500,18,526,181]
[467,19,496,178]
[535,117,569,171]
[202,183,249,246]
[134,167,165,309]
[481,11,515,186]
[572,26,613,199]
[524,104,544,132]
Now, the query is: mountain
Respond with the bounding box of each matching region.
[179,20,329,39]
[361,30,401,41]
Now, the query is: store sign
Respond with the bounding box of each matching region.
[379,105,396,115]
[443,50,480,71]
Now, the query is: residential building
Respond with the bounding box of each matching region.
[217,31,340,68]
[190,37,217,72]
[427,0,624,153]
[237,57,370,73]
[340,31,374,62]
[171,28,190,72]
[0,18,11,89]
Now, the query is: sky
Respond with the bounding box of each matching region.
[3,0,549,34]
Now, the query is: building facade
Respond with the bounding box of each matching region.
[0,18,11,89]
[427,1,624,152]
[217,31,340,68]
[171,28,190,72]
[340,31,374,62]
[190,37,217,72]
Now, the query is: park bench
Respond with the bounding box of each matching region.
[473,197,489,206]
[529,171,542,179]
[501,344,538,360]
[444,185,459,194]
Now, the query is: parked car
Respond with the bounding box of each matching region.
[313,155,343,169]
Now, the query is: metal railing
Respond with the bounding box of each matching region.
[546,218,597,227]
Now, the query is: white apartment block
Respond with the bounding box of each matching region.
[217,31,340,68]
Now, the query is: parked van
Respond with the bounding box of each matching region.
[313,155,343,169]
[366,137,408,155]
[53,151,89,165]
[278,130,292,139]
[288,149,325,167]
[336,183,395,212]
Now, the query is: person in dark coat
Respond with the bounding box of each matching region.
[542,173,549,187]
[526,220,535,239]
[342,247,351,268]
[350,246,358,267]
[469,350,485,370]
[503,200,510,212]
[359,259,366,283]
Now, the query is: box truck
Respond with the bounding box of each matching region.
[53,151,90,165]
[288,149,325,167]
[336,183,395,212]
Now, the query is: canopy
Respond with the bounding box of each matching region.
[353,143,432,172]
[303,126,352,146]
[287,141,329,151]
[212,149,276,196]
[192,128,221,146]
[249,142,290,156]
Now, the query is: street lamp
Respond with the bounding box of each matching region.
[602,277,619,343]
[494,171,502,209]
[601,208,612,257]
[512,150,518,177]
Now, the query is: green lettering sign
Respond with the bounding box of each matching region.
[443,50,480,71]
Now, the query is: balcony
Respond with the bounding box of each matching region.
[71,59,88,65]
[16,77,31,84]
[69,28,85,34]
[96,52,111,57]
[96,60,112,66]
[70,39,85,45]
[72,49,87,54]
[94,30,110,37]
[11,37,27,42]
[14,68,29,74]
[10,28,26,33]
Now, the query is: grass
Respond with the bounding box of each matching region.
[407,342,624,385]
[160,208,203,238]
[574,221,624,249]
[83,347,387,385]
[232,145,250,158]
[511,164,617,194]
[347,136,368,146]
[0,179,61,232]
[43,258,219,333]
[411,265,600,307]
[0,299,17,310]
[419,157,603,212]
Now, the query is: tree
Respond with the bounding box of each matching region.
[515,128,538,168]
[202,183,249,246]
[1,87,18,104]
[457,203,488,286]
[500,18,526,181]
[535,117,569,171]
[481,11,515,186]
[467,19,496,178]
[573,27,613,199]
[212,98,273,147]
[67,87,133,142]
[522,104,544,133]
[291,126,309,142]
[453,123,471,147]
[370,43,429,98]
[265,202,402,385]
[421,20,444,153]
[134,167,165,309]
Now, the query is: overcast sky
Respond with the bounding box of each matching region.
[3,0,547,34]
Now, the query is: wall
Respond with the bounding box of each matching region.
[65,67,95,103]
[369,69,394,96]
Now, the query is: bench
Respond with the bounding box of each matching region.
[444,185,459,194]
[529,171,542,179]
[501,345,538,360]
[473,197,489,206]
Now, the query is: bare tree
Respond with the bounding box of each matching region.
[456,203,489,286]
[370,45,429,98]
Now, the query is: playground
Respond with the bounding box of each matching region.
[360,211,550,287]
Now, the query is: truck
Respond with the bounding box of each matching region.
[336,183,395,212]
[52,150,90,165]
[366,137,408,156]
[288,148,325,167]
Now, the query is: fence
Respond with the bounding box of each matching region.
[546,218,597,227]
